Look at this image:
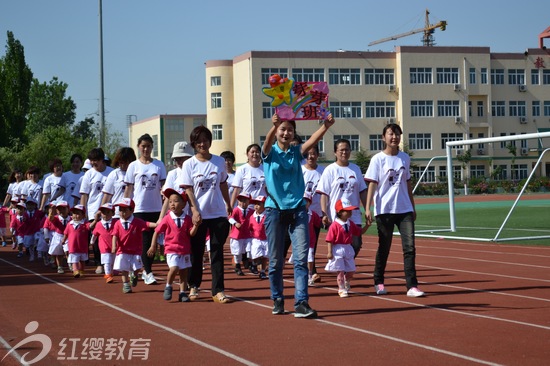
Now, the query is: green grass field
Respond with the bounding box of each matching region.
[413,199,550,245]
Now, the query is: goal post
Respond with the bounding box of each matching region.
[415,132,550,242]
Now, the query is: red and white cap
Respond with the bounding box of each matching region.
[71,204,87,214]
[250,195,266,204]
[16,201,26,209]
[99,202,115,212]
[237,192,251,200]
[114,198,135,210]
[55,201,69,208]
[163,188,188,202]
[334,198,357,212]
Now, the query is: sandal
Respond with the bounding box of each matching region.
[212,291,230,304]
[189,287,199,301]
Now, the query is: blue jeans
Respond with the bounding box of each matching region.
[374,212,418,289]
[265,206,309,308]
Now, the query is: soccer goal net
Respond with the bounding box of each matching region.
[413,131,550,243]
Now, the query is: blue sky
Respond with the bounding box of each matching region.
[1,1,549,140]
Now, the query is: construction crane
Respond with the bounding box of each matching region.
[368,9,447,47]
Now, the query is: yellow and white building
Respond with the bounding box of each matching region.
[204,46,550,181]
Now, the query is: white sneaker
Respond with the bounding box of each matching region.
[144,272,157,285]
[407,287,425,297]
[95,266,103,274]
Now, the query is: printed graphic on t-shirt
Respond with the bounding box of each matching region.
[68,182,76,195]
[336,175,358,194]
[249,175,265,191]
[305,180,317,195]
[139,173,159,191]
[387,167,405,186]
[195,172,218,191]
[93,180,104,193]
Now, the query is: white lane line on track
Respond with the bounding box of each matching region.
[0,258,258,366]
[0,335,26,365]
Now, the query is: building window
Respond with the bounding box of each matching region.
[439,165,462,182]
[491,101,506,117]
[509,101,526,117]
[481,68,488,84]
[477,101,484,117]
[152,134,159,158]
[211,92,222,109]
[531,69,539,85]
[410,67,432,84]
[333,135,360,151]
[410,100,434,117]
[491,69,505,84]
[364,68,395,85]
[437,100,460,117]
[543,70,550,84]
[412,166,436,183]
[532,101,540,117]
[365,101,395,118]
[212,124,223,140]
[469,68,476,84]
[545,101,550,116]
[436,67,459,84]
[291,68,325,82]
[262,102,275,119]
[259,135,266,147]
[520,133,528,149]
[330,101,362,118]
[492,165,508,180]
[261,68,288,85]
[328,68,361,85]
[511,164,528,180]
[369,134,384,152]
[210,76,221,86]
[499,133,508,149]
[408,133,432,150]
[508,69,525,85]
[470,165,486,178]
[441,133,464,149]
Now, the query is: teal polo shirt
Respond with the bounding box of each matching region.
[262,143,306,210]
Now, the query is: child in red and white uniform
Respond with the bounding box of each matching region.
[149,189,198,302]
[23,198,45,262]
[44,201,71,273]
[248,195,268,279]
[10,201,30,258]
[91,203,118,283]
[61,205,96,278]
[325,198,369,297]
[0,205,9,247]
[304,193,321,286]
[8,198,19,249]
[111,198,157,294]
[228,192,253,276]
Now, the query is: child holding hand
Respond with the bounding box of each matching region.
[149,189,198,302]
[61,205,97,278]
[325,198,369,297]
[248,195,268,279]
[91,203,118,283]
[228,192,253,276]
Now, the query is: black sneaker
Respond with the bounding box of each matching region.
[294,301,317,318]
[163,286,173,301]
[179,292,190,302]
[234,266,244,276]
[249,264,259,275]
[272,298,285,315]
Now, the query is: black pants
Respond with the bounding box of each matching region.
[134,211,160,274]
[189,217,230,296]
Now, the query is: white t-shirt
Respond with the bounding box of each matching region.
[60,171,84,205]
[232,163,266,205]
[42,174,64,206]
[102,168,128,217]
[162,168,180,192]
[302,164,324,216]
[124,159,166,213]
[179,155,228,220]
[6,182,19,197]
[79,166,114,220]
[316,162,367,225]
[364,150,413,216]
[20,180,43,203]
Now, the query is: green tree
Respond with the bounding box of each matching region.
[72,116,96,141]
[26,77,76,136]
[354,147,372,173]
[0,31,33,147]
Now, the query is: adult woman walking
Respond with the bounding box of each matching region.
[124,134,167,285]
[60,154,84,207]
[179,125,231,303]
[262,113,334,318]
[364,123,424,297]
[229,144,266,208]
[316,139,367,258]
[3,169,23,206]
